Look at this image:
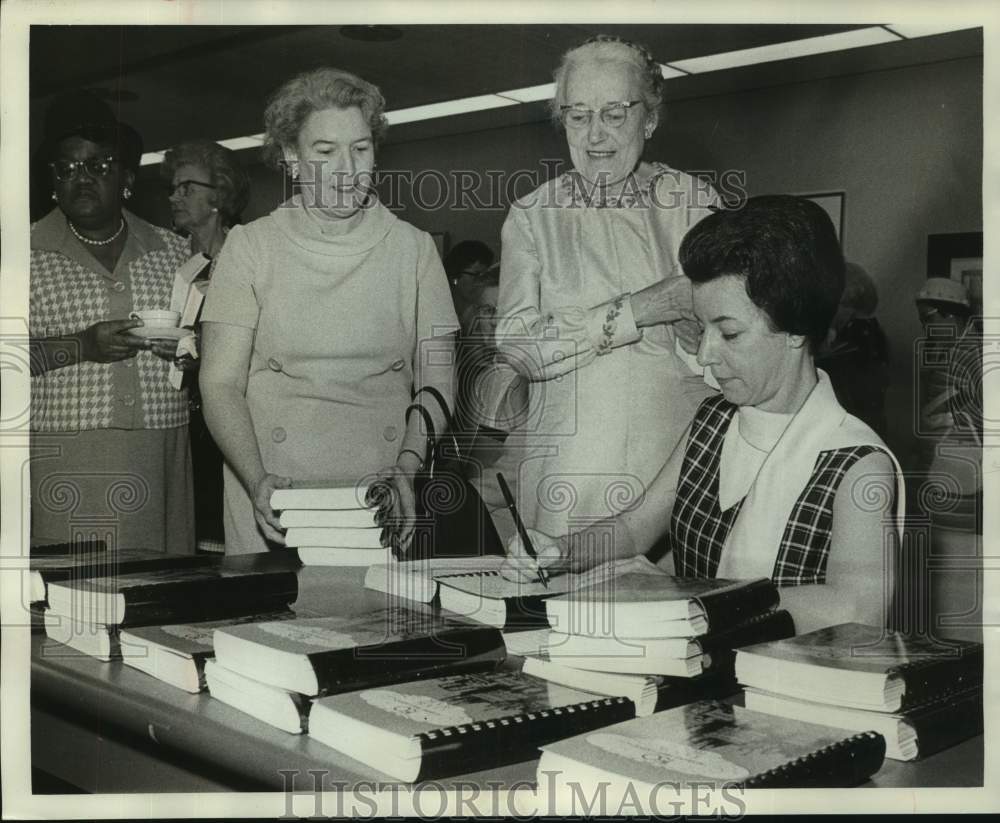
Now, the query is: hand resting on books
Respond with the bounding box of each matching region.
[253,473,293,544]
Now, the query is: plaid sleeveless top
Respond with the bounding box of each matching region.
[670,394,888,586]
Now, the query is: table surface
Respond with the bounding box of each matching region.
[31,562,985,792]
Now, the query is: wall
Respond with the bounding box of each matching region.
[379,55,984,465]
[133,54,982,466]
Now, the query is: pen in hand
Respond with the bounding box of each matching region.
[496,472,549,588]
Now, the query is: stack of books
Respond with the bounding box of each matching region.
[537,699,887,800]
[205,607,508,734]
[433,555,671,631]
[538,573,794,679]
[119,610,296,693]
[42,553,299,662]
[271,485,392,567]
[735,622,984,761]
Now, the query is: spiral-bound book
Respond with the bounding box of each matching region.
[734,622,983,711]
[309,669,637,782]
[743,686,983,761]
[537,700,887,798]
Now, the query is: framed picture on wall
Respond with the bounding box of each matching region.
[927,232,983,313]
[798,191,845,245]
[430,231,450,260]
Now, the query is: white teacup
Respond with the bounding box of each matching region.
[129,310,181,328]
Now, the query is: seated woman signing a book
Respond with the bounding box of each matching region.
[502,195,904,633]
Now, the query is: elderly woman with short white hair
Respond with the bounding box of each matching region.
[493,35,719,539]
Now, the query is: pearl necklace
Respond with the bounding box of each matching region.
[69,217,126,246]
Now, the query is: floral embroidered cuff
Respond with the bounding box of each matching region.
[591,293,641,355]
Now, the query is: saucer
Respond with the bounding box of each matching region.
[132,326,189,341]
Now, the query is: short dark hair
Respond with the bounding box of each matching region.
[679,195,845,350]
[444,240,495,278]
[161,139,250,227]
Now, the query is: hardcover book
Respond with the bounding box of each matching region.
[28,544,212,604]
[743,686,984,761]
[437,557,670,630]
[542,609,795,677]
[545,574,780,638]
[279,508,381,529]
[212,607,507,697]
[537,699,887,799]
[43,609,119,661]
[309,669,637,782]
[364,556,508,604]
[270,485,373,511]
[295,547,394,567]
[205,659,311,734]
[284,527,383,549]
[119,609,296,693]
[45,559,299,628]
[734,622,983,711]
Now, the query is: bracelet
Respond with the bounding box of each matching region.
[396,448,425,470]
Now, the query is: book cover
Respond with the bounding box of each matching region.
[438,558,669,631]
[744,685,983,761]
[309,669,636,781]
[735,623,983,710]
[213,607,507,697]
[545,574,779,636]
[538,700,886,791]
[119,609,296,692]
[46,563,299,627]
[364,556,507,604]
[28,545,212,604]
[270,485,373,511]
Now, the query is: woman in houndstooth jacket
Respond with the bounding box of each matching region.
[29,91,195,554]
[503,196,906,634]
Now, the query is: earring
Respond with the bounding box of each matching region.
[291,162,300,181]
[644,126,654,139]
[123,187,132,200]
[211,207,219,213]
[51,192,57,202]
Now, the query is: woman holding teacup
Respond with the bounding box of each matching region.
[29,90,195,554]
[200,68,458,555]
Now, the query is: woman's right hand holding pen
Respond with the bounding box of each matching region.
[500,528,570,583]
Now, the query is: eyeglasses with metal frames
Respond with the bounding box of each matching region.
[559,100,643,129]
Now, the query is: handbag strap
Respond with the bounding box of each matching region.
[414,385,463,460]
[404,402,437,473]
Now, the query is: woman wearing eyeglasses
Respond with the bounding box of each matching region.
[160,140,251,547]
[29,90,196,554]
[495,36,719,538]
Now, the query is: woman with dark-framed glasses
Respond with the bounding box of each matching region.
[29,90,195,554]
[494,35,720,539]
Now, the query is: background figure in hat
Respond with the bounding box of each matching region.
[912,277,982,532]
[28,89,195,554]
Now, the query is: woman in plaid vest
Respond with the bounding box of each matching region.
[504,196,905,633]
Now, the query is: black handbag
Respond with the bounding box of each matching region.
[385,386,503,559]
